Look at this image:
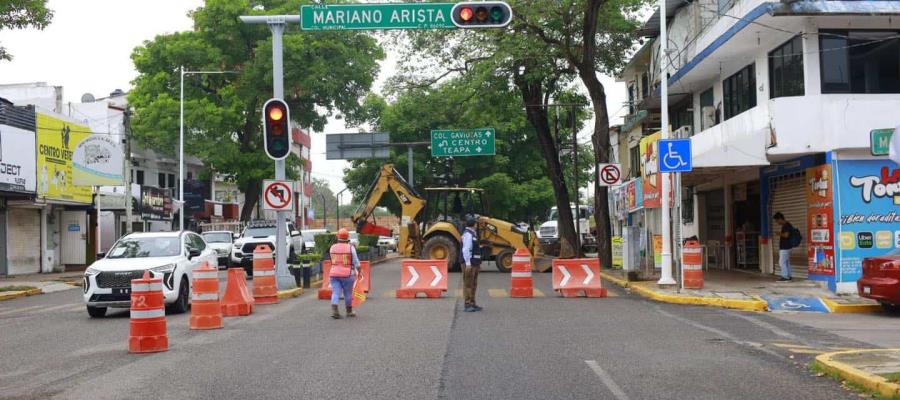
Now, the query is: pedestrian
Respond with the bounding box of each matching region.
[461,216,482,312]
[328,228,360,319]
[773,212,800,282]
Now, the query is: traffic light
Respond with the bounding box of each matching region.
[262,98,291,160]
[451,2,512,28]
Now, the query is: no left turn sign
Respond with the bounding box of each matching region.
[597,164,622,187]
[263,180,294,211]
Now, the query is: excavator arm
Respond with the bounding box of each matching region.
[350,164,426,257]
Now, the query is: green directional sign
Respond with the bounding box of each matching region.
[431,128,496,157]
[300,3,455,31]
[871,128,894,156]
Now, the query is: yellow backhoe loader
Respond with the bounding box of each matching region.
[351,164,551,272]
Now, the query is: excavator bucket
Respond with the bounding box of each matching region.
[358,221,392,237]
[532,254,555,272]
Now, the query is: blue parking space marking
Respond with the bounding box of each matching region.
[760,295,830,313]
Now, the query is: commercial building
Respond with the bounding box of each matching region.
[616,0,900,292]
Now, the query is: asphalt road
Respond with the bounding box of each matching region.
[0,258,880,400]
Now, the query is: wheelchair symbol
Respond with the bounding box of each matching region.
[662,142,688,170]
[781,300,810,310]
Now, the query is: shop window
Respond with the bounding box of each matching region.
[671,101,694,136]
[723,63,756,120]
[168,174,175,188]
[627,82,636,114]
[820,30,900,94]
[628,145,641,179]
[136,170,144,185]
[769,36,805,98]
[158,173,166,188]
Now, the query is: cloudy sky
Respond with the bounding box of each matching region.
[0,0,627,198]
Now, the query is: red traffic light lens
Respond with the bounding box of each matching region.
[459,6,473,22]
[268,106,284,122]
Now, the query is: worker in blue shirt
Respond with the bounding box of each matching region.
[460,216,482,312]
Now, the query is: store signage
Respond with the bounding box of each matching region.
[806,165,835,276]
[72,135,124,185]
[36,113,92,203]
[141,186,173,221]
[0,124,36,193]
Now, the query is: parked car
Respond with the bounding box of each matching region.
[201,230,234,268]
[857,249,900,312]
[378,235,397,251]
[230,220,303,275]
[301,229,328,253]
[82,231,217,318]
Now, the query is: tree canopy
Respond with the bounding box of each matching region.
[129,0,383,220]
[0,0,53,61]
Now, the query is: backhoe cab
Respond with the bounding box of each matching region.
[351,164,547,272]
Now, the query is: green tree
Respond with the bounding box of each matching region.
[391,0,646,261]
[0,0,53,61]
[342,75,593,226]
[129,0,383,220]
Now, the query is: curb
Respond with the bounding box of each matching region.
[277,287,304,299]
[821,297,882,314]
[815,349,900,398]
[0,291,28,301]
[599,271,769,312]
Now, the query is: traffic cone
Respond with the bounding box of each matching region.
[252,245,278,305]
[510,248,534,298]
[221,268,254,316]
[190,261,223,330]
[129,271,168,353]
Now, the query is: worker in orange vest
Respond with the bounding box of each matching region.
[329,228,360,319]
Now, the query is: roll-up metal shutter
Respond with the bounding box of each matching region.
[769,173,808,279]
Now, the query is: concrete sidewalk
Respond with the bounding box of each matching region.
[600,268,881,313]
[1,271,82,299]
[816,349,900,398]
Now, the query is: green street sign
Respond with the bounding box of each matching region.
[431,128,496,157]
[300,3,455,31]
[871,128,894,156]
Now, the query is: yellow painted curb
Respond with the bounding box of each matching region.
[0,291,28,301]
[599,271,768,312]
[815,349,900,398]
[24,288,42,296]
[821,297,882,314]
[277,287,304,299]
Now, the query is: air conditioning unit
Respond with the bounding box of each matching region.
[701,106,716,129]
[674,126,693,138]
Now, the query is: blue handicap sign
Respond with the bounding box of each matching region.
[657,139,692,173]
[760,295,830,313]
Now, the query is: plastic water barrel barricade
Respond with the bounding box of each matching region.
[190,261,223,330]
[319,260,371,300]
[682,240,704,289]
[509,248,533,298]
[252,245,278,305]
[129,271,168,353]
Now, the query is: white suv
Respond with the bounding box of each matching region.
[82,231,217,318]
[230,221,303,274]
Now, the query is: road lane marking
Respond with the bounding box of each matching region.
[533,289,546,297]
[488,289,507,298]
[654,306,784,359]
[585,360,631,400]
[383,290,396,297]
[455,289,463,298]
[36,304,81,314]
[0,305,42,317]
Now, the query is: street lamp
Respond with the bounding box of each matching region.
[335,188,349,231]
[179,66,238,231]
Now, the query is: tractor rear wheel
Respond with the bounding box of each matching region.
[422,235,460,272]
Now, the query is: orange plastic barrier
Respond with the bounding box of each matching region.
[221,268,254,316]
[190,261,223,330]
[510,248,534,298]
[129,271,168,353]
[318,260,371,300]
[682,240,704,289]
[252,245,278,305]
[552,258,607,298]
[396,259,448,299]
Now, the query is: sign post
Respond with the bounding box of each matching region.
[431,128,496,157]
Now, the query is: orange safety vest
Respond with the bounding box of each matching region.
[329,243,353,278]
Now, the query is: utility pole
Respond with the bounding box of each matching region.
[658,0,676,286]
[239,14,298,290]
[123,108,133,234]
[572,104,581,255]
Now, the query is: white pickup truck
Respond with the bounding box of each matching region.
[230,220,303,274]
[537,205,597,255]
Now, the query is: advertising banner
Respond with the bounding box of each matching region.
[834,159,900,284]
[36,113,92,203]
[639,132,672,209]
[653,234,662,269]
[141,186,173,221]
[72,135,124,185]
[806,165,835,275]
[611,236,624,268]
[0,124,36,193]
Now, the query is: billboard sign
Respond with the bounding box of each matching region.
[36,113,92,203]
[72,135,124,185]
[0,124,36,193]
[141,186,173,221]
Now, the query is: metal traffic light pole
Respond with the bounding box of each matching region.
[239,15,299,290]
